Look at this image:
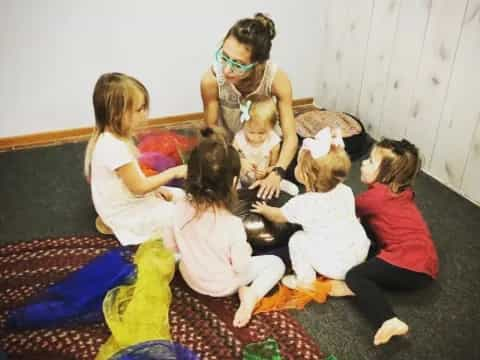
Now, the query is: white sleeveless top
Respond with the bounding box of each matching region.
[213,60,278,139]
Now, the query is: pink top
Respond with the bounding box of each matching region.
[355,183,439,278]
[168,199,252,297]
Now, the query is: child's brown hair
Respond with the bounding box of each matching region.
[186,127,241,214]
[374,138,421,193]
[298,145,351,192]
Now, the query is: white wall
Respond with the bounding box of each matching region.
[0,0,323,137]
[315,0,480,206]
[2,0,479,205]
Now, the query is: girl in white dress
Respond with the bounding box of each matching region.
[252,127,370,287]
[84,72,186,245]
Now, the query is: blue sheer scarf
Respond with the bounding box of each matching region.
[7,247,136,329]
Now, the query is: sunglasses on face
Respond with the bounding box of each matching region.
[215,48,257,75]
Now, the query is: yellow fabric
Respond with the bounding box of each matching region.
[254,277,331,314]
[96,239,175,360]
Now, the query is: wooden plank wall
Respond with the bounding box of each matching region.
[315,0,480,205]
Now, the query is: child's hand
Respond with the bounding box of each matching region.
[255,167,268,179]
[175,164,187,179]
[251,201,268,215]
[241,158,256,174]
[155,187,173,201]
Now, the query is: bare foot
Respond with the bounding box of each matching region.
[233,286,258,328]
[374,317,409,346]
[328,280,355,297]
[281,275,315,290]
[95,216,113,235]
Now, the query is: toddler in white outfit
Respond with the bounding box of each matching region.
[252,127,370,287]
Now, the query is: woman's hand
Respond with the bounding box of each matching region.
[249,171,281,200]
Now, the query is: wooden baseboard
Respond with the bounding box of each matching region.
[0,97,313,151]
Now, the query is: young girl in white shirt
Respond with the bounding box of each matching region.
[84,72,186,245]
[233,96,298,196]
[252,127,370,287]
[166,128,285,327]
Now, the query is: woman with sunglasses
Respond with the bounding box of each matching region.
[201,13,298,200]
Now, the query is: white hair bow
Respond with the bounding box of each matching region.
[239,100,252,123]
[301,127,345,158]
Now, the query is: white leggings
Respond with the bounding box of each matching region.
[289,232,319,284]
[239,255,285,298]
[289,230,356,281]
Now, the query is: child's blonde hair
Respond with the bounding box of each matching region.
[374,138,421,193]
[84,72,149,179]
[298,145,351,192]
[246,95,278,129]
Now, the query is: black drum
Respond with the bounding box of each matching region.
[232,188,301,250]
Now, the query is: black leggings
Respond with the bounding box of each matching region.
[345,258,433,328]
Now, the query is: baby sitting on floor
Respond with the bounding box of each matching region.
[164,127,285,327]
[233,96,299,196]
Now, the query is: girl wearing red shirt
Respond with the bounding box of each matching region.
[329,138,439,346]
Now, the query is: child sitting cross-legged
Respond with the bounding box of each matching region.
[165,127,285,327]
[252,127,370,286]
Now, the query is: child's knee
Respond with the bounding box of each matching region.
[288,231,307,250]
[345,267,360,289]
[270,256,286,277]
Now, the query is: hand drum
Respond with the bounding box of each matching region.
[232,188,301,250]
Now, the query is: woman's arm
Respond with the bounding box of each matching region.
[200,70,220,127]
[256,143,280,179]
[116,162,187,196]
[272,69,298,170]
[249,69,298,199]
[268,143,281,167]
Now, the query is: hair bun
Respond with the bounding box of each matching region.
[254,13,276,40]
[200,126,228,146]
[200,127,214,138]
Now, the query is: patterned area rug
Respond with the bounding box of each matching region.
[0,236,324,359]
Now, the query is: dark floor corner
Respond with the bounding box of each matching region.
[1,141,479,359]
[1,142,98,243]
